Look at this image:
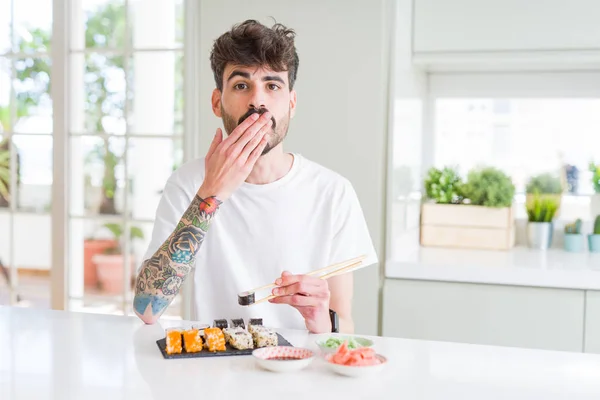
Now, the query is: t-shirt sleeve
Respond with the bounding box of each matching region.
[140,175,192,271]
[329,179,379,269]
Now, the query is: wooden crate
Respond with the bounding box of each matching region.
[420,203,516,251]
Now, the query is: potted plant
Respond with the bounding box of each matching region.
[83,235,119,289]
[462,167,516,209]
[589,215,600,253]
[526,193,559,250]
[85,139,120,215]
[424,166,463,205]
[563,218,584,252]
[526,173,563,213]
[92,223,144,294]
[589,162,600,220]
[421,166,516,250]
[0,141,9,207]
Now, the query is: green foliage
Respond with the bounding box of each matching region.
[462,167,515,208]
[0,142,9,201]
[526,193,559,223]
[589,162,600,194]
[564,219,583,234]
[594,216,600,235]
[424,167,463,204]
[3,2,183,213]
[102,222,145,254]
[526,173,563,195]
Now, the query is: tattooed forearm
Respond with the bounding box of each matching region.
[133,195,222,324]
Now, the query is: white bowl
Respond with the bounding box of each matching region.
[324,354,387,378]
[316,336,374,354]
[252,346,315,373]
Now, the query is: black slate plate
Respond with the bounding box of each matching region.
[156,332,293,359]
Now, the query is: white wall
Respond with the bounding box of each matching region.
[0,212,51,270]
[413,0,600,53]
[197,0,393,335]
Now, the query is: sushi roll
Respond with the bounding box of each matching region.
[165,328,183,355]
[223,327,253,350]
[247,318,263,334]
[213,319,228,330]
[204,327,226,352]
[248,318,263,327]
[231,318,245,329]
[222,327,241,342]
[182,328,203,353]
[251,326,278,348]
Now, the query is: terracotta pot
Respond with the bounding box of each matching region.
[84,240,118,288]
[93,253,136,295]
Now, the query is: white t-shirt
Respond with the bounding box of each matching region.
[143,153,378,330]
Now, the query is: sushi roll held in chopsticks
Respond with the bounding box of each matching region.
[237,256,367,306]
[237,291,255,306]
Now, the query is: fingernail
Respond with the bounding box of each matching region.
[252,113,260,120]
[275,278,282,285]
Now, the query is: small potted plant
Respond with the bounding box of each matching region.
[421,166,516,250]
[526,173,563,214]
[461,166,515,209]
[589,215,600,253]
[563,218,584,252]
[93,223,145,294]
[424,166,463,204]
[526,192,559,250]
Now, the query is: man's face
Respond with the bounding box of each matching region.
[212,64,297,155]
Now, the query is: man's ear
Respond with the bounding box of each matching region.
[289,89,297,119]
[212,89,222,117]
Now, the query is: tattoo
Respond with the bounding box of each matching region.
[182,195,222,222]
[133,194,221,318]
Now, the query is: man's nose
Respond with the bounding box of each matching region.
[248,88,267,110]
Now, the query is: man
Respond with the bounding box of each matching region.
[133,20,377,334]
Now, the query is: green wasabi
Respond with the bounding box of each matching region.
[323,336,361,349]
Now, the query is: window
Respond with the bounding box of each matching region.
[428,72,600,222]
[387,72,600,262]
[0,0,53,307]
[67,0,185,317]
[435,98,600,196]
[1,0,192,320]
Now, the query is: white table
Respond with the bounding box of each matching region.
[2,306,600,399]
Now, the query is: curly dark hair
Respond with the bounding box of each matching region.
[210,19,299,91]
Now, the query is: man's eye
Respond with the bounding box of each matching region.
[268,84,280,91]
[234,83,248,90]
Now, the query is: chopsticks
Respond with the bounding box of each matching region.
[238,255,367,306]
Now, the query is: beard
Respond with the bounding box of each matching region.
[221,106,290,156]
